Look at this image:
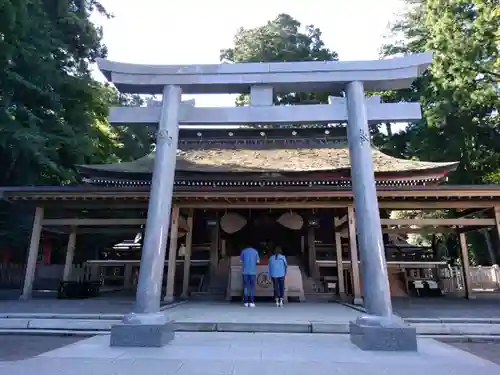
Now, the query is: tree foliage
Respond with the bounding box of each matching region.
[220,14,338,106]
[378,0,499,185]
[0,1,152,253]
[378,0,500,263]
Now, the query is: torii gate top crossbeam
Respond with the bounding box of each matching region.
[97,53,432,95]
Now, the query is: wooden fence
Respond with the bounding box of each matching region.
[470,265,500,291]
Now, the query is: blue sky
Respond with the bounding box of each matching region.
[92,0,406,109]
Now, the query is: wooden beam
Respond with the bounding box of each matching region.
[456,207,492,218]
[43,218,146,226]
[339,226,479,236]
[7,186,500,200]
[380,218,495,226]
[175,188,500,199]
[382,227,459,234]
[70,227,143,234]
[379,202,495,209]
[38,200,497,213]
[176,202,499,210]
[334,214,348,230]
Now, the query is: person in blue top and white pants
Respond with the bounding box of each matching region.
[268,246,288,307]
[240,244,260,307]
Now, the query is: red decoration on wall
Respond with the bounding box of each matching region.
[37,239,53,265]
[2,248,12,265]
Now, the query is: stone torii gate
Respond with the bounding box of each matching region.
[98,53,433,351]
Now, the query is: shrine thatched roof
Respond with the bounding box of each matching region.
[78,141,458,175]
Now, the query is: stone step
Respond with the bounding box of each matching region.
[2,317,500,336]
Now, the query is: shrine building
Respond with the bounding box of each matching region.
[2,125,500,303]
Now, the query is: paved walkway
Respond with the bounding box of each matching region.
[0,298,136,315]
[0,336,85,361]
[0,332,498,375]
[392,295,500,319]
[167,302,360,324]
[3,293,500,320]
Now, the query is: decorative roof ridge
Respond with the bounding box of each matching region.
[178,137,348,150]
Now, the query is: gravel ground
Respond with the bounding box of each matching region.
[440,340,500,365]
[0,335,88,361]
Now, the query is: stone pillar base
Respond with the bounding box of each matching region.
[163,295,174,303]
[349,316,417,352]
[110,312,175,348]
[353,297,363,305]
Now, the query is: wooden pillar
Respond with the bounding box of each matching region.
[492,206,500,263]
[307,226,318,279]
[335,231,346,299]
[458,231,474,299]
[347,205,362,305]
[220,238,227,259]
[181,208,194,298]
[20,206,44,300]
[480,228,496,265]
[124,264,134,289]
[62,226,77,281]
[209,215,220,280]
[164,205,180,303]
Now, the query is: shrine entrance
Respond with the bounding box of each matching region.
[219,209,332,302]
[221,210,303,259]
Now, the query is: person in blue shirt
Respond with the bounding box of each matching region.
[268,246,288,307]
[240,244,260,307]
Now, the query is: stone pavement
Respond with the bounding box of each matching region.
[444,340,500,366]
[166,301,360,324]
[392,294,500,319]
[0,335,85,361]
[0,332,499,375]
[3,301,500,337]
[0,298,136,315]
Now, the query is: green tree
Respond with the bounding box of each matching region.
[379,0,499,184]
[220,14,338,106]
[0,0,116,186]
[0,1,152,258]
[378,0,500,264]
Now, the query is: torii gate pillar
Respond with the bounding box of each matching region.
[110,85,181,348]
[346,81,417,351]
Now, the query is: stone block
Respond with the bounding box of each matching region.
[353,298,364,306]
[0,318,30,329]
[27,319,119,331]
[349,316,418,352]
[216,322,310,333]
[173,322,217,332]
[413,323,450,335]
[311,323,349,333]
[110,321,175,347]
